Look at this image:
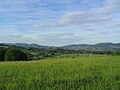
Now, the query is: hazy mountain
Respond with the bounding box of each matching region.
[0,42,120,50]
[0,43,53,49]
[61,43,120,50]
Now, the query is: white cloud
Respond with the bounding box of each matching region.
[98,0,120,14]
[33,0,120,29]
[0,0,120,46]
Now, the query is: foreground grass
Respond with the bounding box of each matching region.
[0,55,120,90]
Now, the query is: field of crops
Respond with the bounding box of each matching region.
[0,54,120,90]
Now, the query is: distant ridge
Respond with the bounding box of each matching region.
[0,42,120,50]
[0,43,52,49]
[61,43,120,50]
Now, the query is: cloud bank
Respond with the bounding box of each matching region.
[0,0,120,46]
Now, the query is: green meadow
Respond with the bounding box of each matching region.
[0,55,120,90]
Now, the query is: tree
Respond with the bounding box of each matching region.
[113,50,120,56]
[5,49,28,61]
[0,49,6,61]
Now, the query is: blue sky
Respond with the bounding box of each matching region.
[0,0,120,46]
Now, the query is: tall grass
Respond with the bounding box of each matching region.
[0,55,120,90]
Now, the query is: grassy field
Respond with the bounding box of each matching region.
[0,55,120,90]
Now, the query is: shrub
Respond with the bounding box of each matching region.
[0,49,6,61]
[5,49,28,61]
[113,50,120,56]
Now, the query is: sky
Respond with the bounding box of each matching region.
[0,0,120,46]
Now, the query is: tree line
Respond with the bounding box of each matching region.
[0,46,120,61]
[0,48,28,61]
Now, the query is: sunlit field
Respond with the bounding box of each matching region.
[0,55,120,90]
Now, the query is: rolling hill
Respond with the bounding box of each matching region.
[61,43,120,50]
[0,42,120,50]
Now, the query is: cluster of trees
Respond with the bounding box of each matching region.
[0,45,120,62]
[113,50,120,56]
[0,48,6,61]
[27,48,85,60]
[0,48,28,61]
[85,50,113,55]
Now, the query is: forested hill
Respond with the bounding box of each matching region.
[0,43,54,49]
[0,43,120,50]
[61,43,120,50]
[0,42,120,61]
